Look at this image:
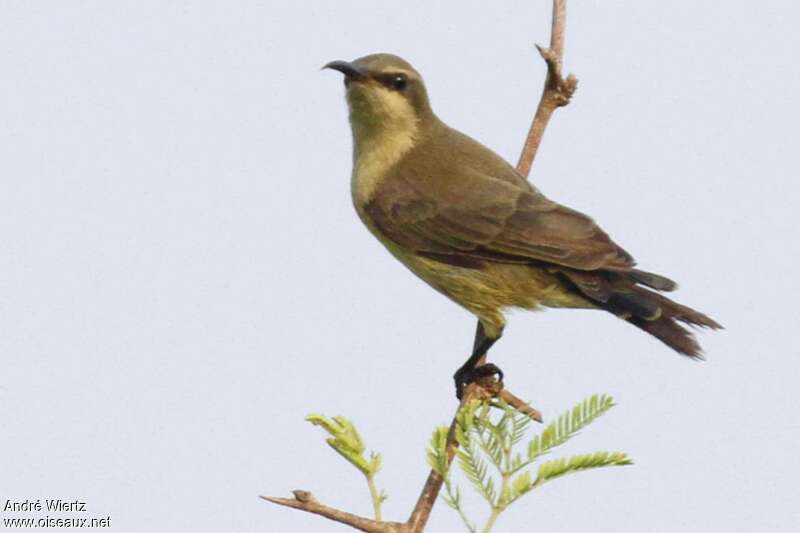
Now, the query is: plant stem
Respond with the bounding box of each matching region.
[483,418,515,533]
[483,468,511,533]
[367,474,383,521]
[444,477,476,533]
[482,509,501,533]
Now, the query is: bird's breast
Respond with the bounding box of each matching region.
[350,126,418,206]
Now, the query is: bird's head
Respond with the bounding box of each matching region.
[323,53,434,144]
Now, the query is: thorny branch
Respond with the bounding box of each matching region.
[264,1,572,530]
[261,491,405,533]
[516,0,577,178]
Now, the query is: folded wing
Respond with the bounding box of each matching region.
[364,164,634,272]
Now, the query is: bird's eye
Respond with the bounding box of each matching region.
[383,73,408,91]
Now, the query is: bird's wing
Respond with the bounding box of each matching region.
[364,164,634,272]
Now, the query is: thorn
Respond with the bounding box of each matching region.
[535,44,558,64]
[292,490,315,503]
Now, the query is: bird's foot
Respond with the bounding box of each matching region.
[454,363,504,400]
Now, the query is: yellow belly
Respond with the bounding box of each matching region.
[384,240,592,337]
[354,203,593,337]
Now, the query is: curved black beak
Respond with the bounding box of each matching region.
[322,60,366,81]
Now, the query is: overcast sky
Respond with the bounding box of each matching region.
[1,1,798,532]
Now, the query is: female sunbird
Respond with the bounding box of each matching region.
[324,54,721,396]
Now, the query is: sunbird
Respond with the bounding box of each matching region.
[324,53,721,396]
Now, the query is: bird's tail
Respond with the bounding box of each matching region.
[605,283,722,358]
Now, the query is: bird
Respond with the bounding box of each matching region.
[323,53,721,397]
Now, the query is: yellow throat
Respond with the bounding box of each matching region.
[346,83,419,206]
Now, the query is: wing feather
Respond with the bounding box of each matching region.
[363,127,634,272]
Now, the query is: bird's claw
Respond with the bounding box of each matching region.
[454,363,504,400]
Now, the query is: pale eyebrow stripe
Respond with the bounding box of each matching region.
[374,68,416,78]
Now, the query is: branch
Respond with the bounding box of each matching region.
[516,0,578,178]
[498,389,543,423]
[261,491,405,533]
[406,377,503,531]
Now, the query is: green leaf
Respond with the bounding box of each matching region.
[455,400,482,436]
[306,413,387,521]
[457,439,497,505]
[505,470,534,507]
[477,426,504,469]
[326,440,371,474]
[368,452,382,475]
[534,451,633,487]
[510,409,532,447]
[442,481,477,533]
[426,425,451,476]
[511,471,533,495]
[306,414,371,475]
[527,394,616,462]
[441,483,460,510]
[434,394,632,530]
[306,414,364,452]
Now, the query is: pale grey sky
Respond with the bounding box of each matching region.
[1,1,798,532]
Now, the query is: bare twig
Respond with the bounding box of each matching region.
[516,0,578,178]
[499,389,543,423]
[261,491,405,533]
[265,1,572,530]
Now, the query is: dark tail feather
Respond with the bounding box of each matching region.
[605,286,722,358]
[630,269,678,292]
[635,288,722,330]
[559,266,721,357]
[630,315,705,358]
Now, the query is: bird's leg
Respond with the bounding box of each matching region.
[453,321,503,399]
